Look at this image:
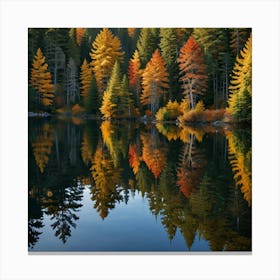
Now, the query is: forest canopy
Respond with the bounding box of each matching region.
[28,28,252,123]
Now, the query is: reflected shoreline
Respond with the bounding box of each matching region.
[28,118,251,252]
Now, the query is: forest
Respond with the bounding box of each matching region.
[28,119,251,250]
[28,28,252,124]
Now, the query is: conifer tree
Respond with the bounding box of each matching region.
[159,28,179,99]
[30,48,54,107]
[80,59,92,99]
[141,49,169,115]
[177,36,208,109]
[136,28,159,67]
[100,61,121,118]
[128,50,142,105]
[228,33,252,122]
[90,28,124,94]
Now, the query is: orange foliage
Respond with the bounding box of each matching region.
[127,28,136,38]
[177,36,207,109]
[141,133,167,179]
[141,49,169,114]
[128,50,142,95]
[128,144,141,174]
[76,28,84,46]
[177,138,206,198]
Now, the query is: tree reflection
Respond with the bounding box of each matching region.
[90,144,123,219]
[29,119,251,251]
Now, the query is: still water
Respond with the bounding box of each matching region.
[28,118,251,252]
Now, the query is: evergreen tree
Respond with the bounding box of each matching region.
[177,36,208,109]
[136,28,159,67]
[90,28,124,94]
[100,61,121,118]
[159,28,179,99]
[128,50,142,105]
[141,49,169,115]
[228,33,252,122]
[30,48,54,108]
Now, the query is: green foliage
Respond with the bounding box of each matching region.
[156,100,182,121]
[136,28,159,67]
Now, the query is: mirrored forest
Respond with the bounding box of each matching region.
[28,28,252,252]
[28,119,251,251]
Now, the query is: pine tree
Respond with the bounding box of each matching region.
[193,28,230,108]
[119,74,134,117]
[76,28,84,46]
[177,36,208,109]
[90,28,124,94]
[100,61,121,118]
[228,33,252,122]
[141,49,169,115]
[80,59,92,99]
[30,48,54,107]
[128,50,142,105]
[159,28,179,99]
[136,28,159,67]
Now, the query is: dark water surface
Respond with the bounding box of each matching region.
[28,118,251,252]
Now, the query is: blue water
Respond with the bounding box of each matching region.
[31,187,209,252]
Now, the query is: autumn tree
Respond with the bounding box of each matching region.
[90,144,122,219]
[228,33,252,122]
[76,28,84,46]
[177,36,208,110]
[141,49,170,115]
[127,28,136,38]
[176,133,206,198]
[80,59,92,99]
[141,132,167,179]
[227,130,252,206]
[30,48,54,108]
[32,123,54,173]
[100,61,121,118]
[90,28,124,93]
[128,50,142,105]
[128,144,141,174]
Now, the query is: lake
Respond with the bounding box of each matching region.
[28,118,251,252]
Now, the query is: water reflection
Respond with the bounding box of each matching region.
[28,119,251,251]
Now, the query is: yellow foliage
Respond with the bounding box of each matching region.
[100,90,116,118]
[140,49,169,114]
[194,100,205,112]
[141,133,167,179]
[227,132,252,205]
[32,123,54,173]
[80,131,94,166]
[156,100,182,121]
[30,48,54,106]
[80,59,92,98]
[90,28,124,93]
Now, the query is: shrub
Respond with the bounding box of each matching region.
[156,100,182,121]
